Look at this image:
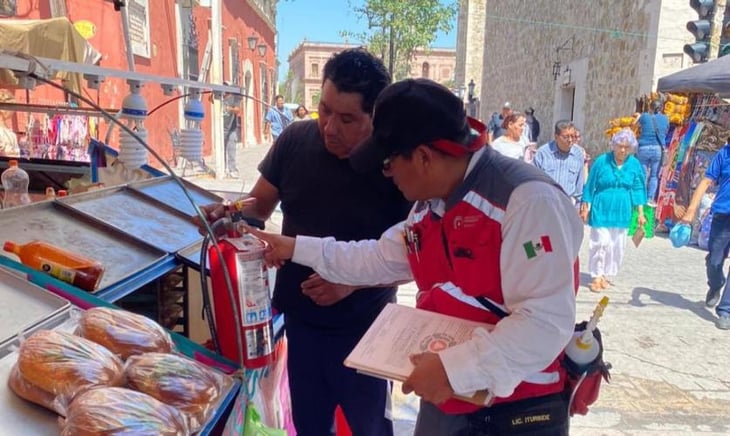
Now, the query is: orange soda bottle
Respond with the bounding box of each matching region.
[3,240,105,292]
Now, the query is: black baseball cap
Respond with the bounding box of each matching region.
[350,78,486,172]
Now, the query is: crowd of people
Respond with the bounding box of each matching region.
[196,47,729,436]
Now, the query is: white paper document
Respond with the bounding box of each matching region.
[345,303,494,405]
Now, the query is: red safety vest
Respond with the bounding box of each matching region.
[406,191,567,415]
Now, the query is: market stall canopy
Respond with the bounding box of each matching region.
[0,17,101,94]
[657,55,730,97]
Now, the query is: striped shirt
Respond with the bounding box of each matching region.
[533,141,585,203]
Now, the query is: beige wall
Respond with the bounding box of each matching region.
[409,48,456,83]
[476,0,694,153]
[287,42,456,109]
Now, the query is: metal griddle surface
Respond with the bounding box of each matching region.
[129,176,222,217]
[59,187,203,253]
[0,201,167,290]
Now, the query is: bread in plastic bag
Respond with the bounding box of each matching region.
[17,330,124,402]
[8,363,63,415]
[75,307,175,359]
[60,386,189,436]
[125,352,233,431]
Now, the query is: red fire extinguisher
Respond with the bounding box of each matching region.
[207,212,275,369]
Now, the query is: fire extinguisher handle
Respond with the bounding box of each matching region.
[238,214,266,230]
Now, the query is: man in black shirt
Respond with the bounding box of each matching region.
[199,49,409,436]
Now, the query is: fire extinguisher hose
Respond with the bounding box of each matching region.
[199,233,222,355]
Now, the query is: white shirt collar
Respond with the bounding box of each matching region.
[429,147,486,216]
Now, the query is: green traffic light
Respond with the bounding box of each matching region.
[720,44,730,57]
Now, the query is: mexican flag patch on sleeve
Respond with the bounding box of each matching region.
[523,235,553,259]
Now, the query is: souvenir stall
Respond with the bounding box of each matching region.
[0,49,292,434]
[655,56,730,248]
[0,18,103,193]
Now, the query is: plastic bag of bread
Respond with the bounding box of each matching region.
[125,352,233,431]
[60,387,189,435]
[75,307,175,359]
[8,363,64,415]
[17,330,124,405]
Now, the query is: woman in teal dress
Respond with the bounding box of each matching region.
[580,128,647,292]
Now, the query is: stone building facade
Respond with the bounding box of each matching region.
[454,0,486,104]
[461,0,694,153]
[286,41,456,110]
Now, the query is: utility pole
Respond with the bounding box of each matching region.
[709,0,728,60]
[211,0,224,179]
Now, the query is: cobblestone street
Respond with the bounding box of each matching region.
[192,143,730,435]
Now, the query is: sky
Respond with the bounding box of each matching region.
[275,0,457,78]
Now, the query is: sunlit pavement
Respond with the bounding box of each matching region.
[191,144,730,435]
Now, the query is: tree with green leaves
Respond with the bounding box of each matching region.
[342,0,457,80]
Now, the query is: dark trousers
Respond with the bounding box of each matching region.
[706,213,730,316]
[225,129,239,173]
[285,315,393,436]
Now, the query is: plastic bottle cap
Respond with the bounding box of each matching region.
[57,190,68,197]
[3,241,17,253]
[8,160,17,167]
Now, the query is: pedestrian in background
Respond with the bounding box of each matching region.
[487,101,512,143]
[292,104,311,122]
[581,128,647,292]
[222,85,241,178]
[633,100,670,205]
[525,106,541,143]
[490,112,528,160]
[264,94,293,143]
[534,120,585,207]
[680,136,730,330]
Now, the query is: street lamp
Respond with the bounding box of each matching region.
[257,43,267,57]
[467,79,478,118]
[247,34,258,52]
[552,61,562,81]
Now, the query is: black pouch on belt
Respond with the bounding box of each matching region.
[465,392,569,436]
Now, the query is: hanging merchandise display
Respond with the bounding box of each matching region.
[22,114,90,161]
[652,91,730,244]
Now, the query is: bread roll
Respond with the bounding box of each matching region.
[125,352,231,430]
[17,330,124,397]
[7,363,62,415]
[60,387,189,436]
[76,307,174,359]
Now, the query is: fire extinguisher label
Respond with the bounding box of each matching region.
[235,254,272,327]
[245,323,274,360]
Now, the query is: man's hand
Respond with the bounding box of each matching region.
[637,213,647,227]
[402,352,454,405]
[192,203,226,236]
[301,273,356,306]
[245,226,296,268]
[191,198,257,237]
